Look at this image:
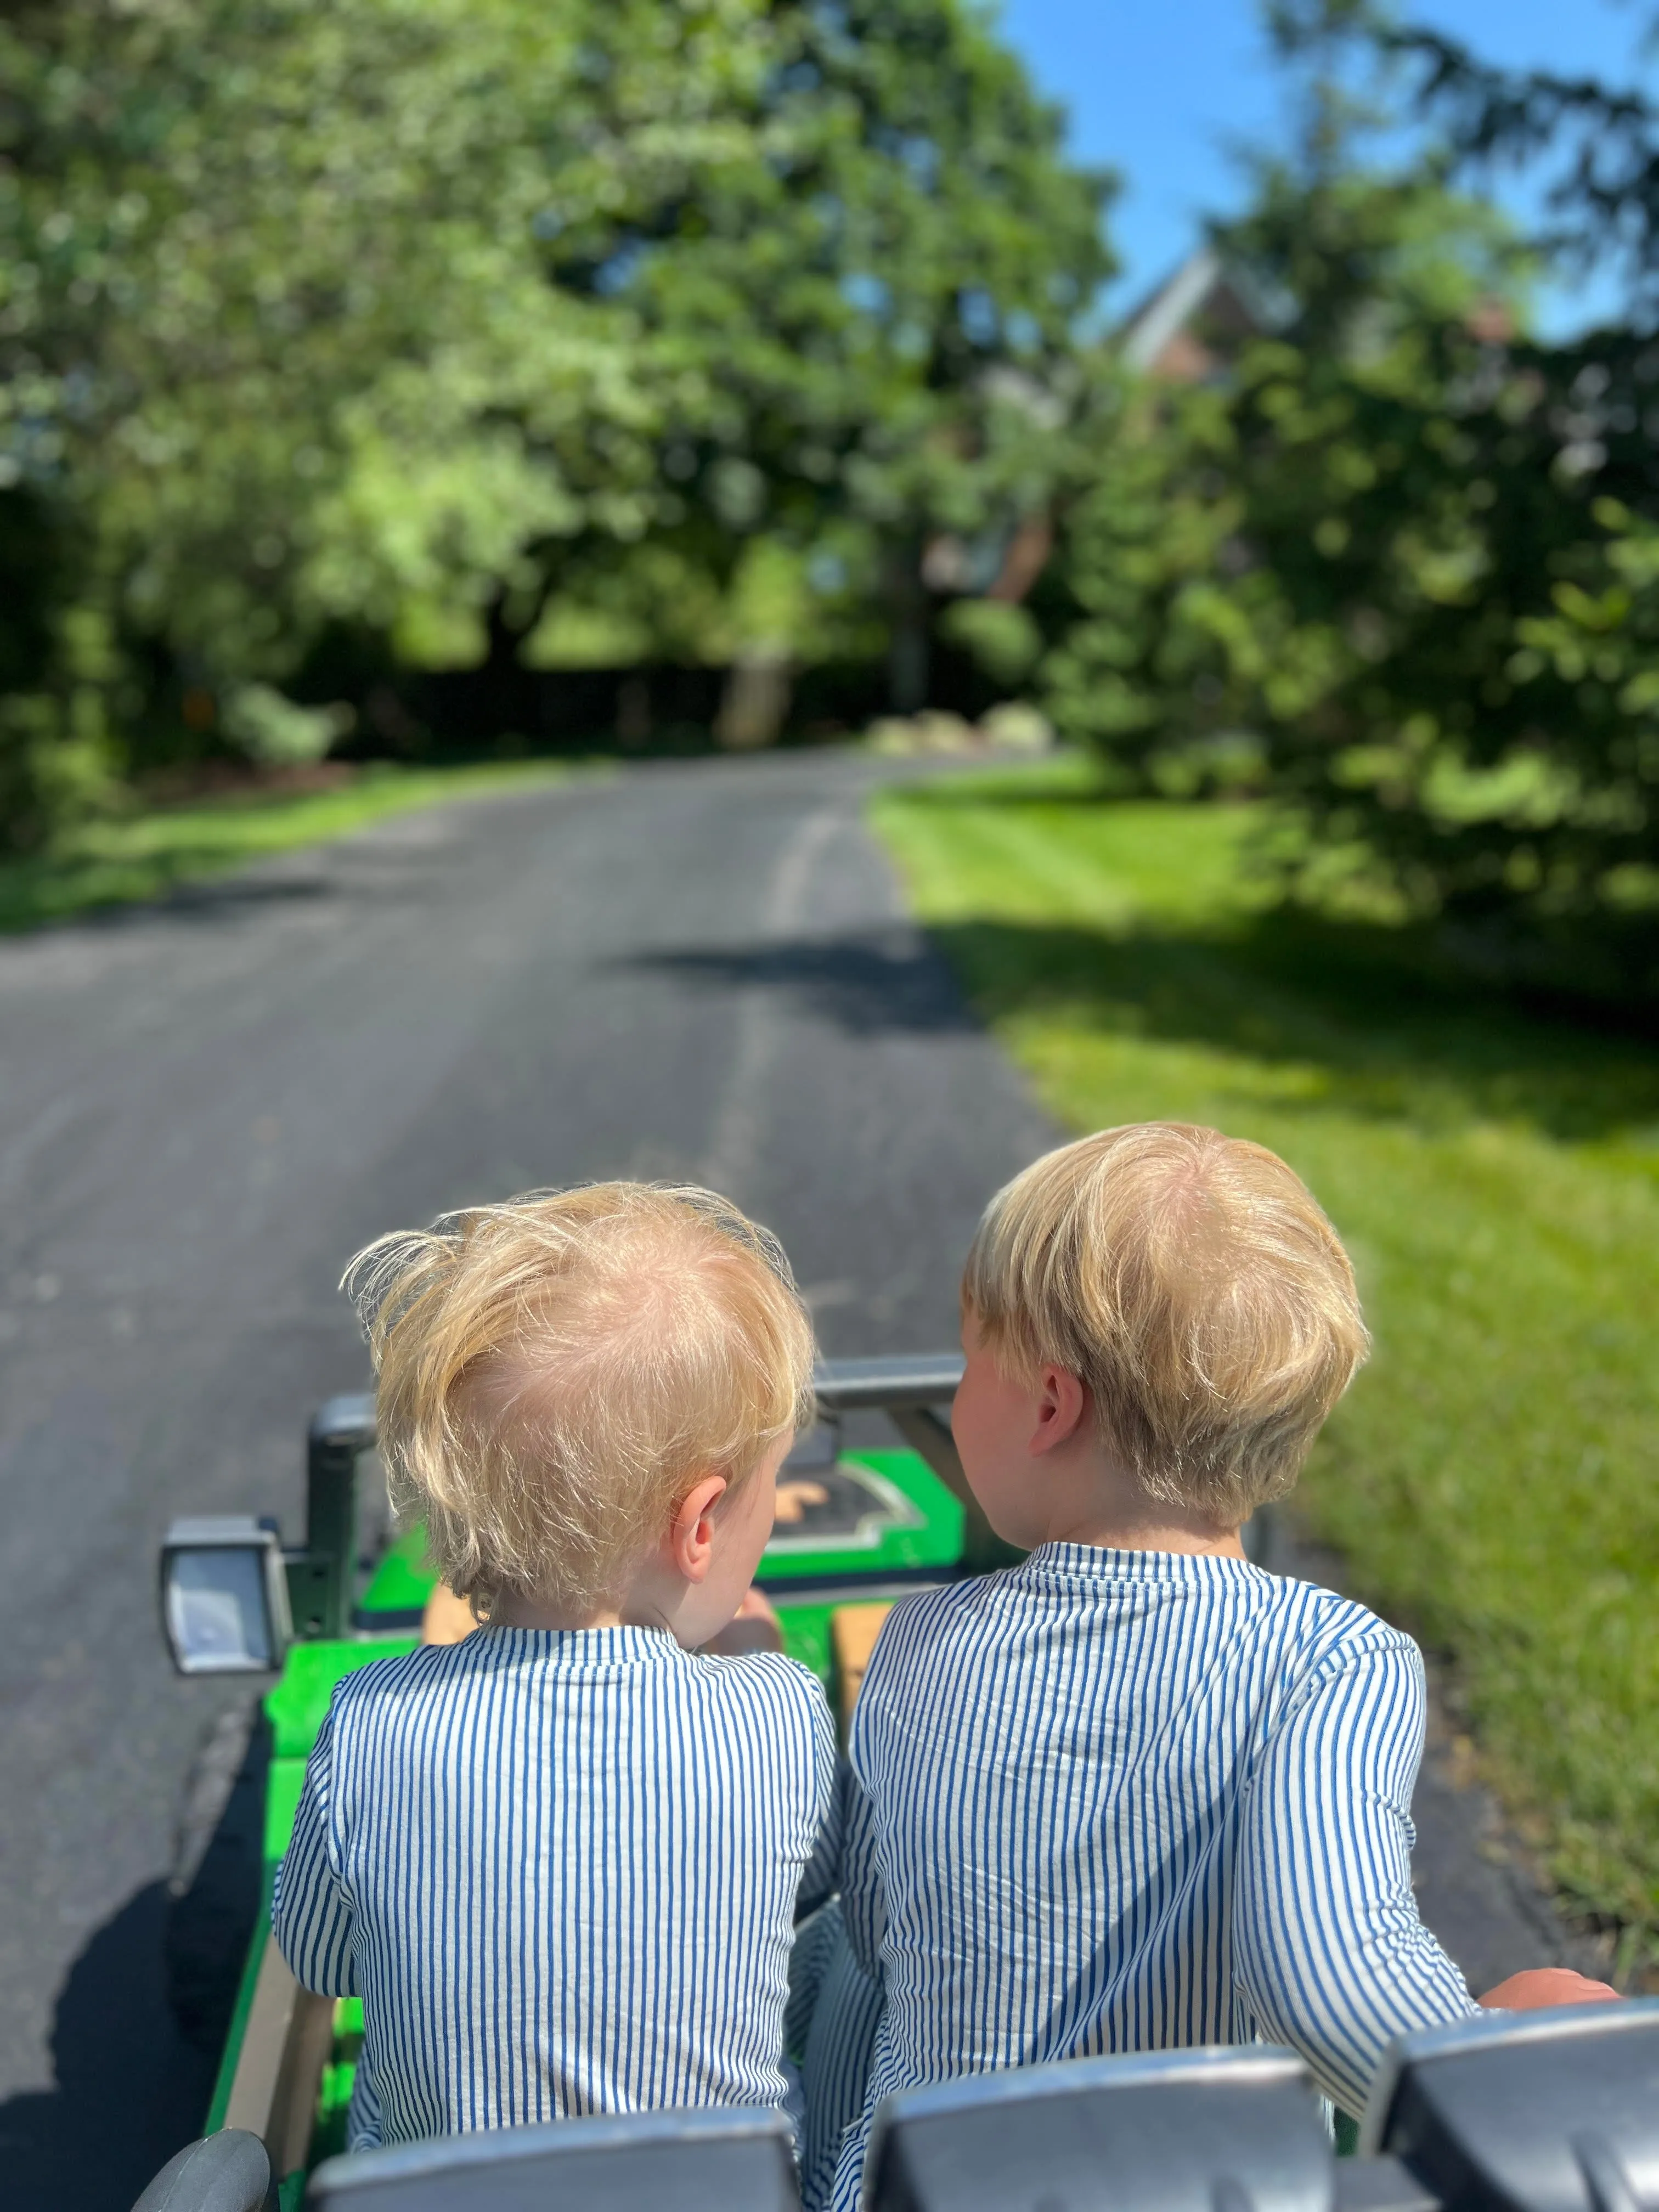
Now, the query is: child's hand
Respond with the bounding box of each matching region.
[701,1585,784,1656]
[1477,1968,1620,2010]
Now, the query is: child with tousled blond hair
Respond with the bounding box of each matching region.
[273,1184,836,2149]
[827,1125,1613,2210]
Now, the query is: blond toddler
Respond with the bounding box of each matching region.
[272,1184,835,2146]
[829,1126,1612,2209]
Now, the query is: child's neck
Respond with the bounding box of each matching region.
[489,1592,630,1632]
[1045,1505,1248,1559]
[1011,1448,1248,1559]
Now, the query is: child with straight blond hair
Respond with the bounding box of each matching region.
[273,1183,835,2149]
[828,1125,1613,2210]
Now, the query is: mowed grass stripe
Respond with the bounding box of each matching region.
[872,761,1659,1969]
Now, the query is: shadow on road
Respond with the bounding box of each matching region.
[54,836,469,944]
[627,927,981,1037]
[0,1882,216,2212]
[629,905,1659,1141]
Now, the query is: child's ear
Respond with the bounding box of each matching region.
[1030,1364,1088,1454]
[668,1472,729,1584]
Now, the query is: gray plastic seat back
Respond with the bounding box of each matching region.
[305,2104,799,2212]
[1365,2000,1659,2212]
[867,2046,1335,2212]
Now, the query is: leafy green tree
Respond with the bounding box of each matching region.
[1,0,759,805]
[1280,0,1659,313]
[1046,165,1527,783]
[0,0,1110,840]
[515,0,1114,731]
[1046,53,1659,985]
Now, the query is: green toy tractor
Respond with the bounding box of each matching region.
[143,1360,1657,2212]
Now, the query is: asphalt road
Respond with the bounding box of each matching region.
[0,751,1590,2210]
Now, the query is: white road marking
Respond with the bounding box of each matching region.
[699,802,845,1197]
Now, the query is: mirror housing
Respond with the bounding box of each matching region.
[160,1517,292,1675]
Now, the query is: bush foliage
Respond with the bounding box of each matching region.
[1038,9,1659,990]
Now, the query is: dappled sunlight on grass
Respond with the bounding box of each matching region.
[874,764,1659,1963]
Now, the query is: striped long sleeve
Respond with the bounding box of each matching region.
[270,1625,836,2148]
[835,1762,885,1980]
[828,1544,1477,2212]
[272,1703,356,1997]
[1234,1637,1474,2113]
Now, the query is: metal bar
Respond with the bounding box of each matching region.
[311,1394,376,1453]
[285,1368,967,1637]
[294,1397,375,1640]
[295,1366,963,1451]
[221,1932,334,2179]
[812,1353,963,1413]
[884,1404,963,1488]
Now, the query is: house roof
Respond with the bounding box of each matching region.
[1117,247,1279,380]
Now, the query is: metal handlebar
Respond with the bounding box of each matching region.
[810,1353,964,1412]
[290,1358,968,1636]
[304,1351,964,1453]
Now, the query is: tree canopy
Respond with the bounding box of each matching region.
[1040,9,1659,992]
[0,0,1110,840]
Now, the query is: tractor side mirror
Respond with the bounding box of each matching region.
[160,1517,291,1675]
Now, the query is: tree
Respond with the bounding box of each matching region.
[1,0,761,805]
[514,0,1115,736]
[1282,0,1659,320]
[1044,27,1659,990]
[0,0,1111,840]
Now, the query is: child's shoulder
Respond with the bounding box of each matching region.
[853,1574,990,1679]
[1255,1570,1418,1663]
[325,1637,477,1716]
[692,1646,833,1722]
[328,1637,828,1703]
[1244,1571,1426,1723]
[865,1559,1419,1684]
[680,1649,836,1785]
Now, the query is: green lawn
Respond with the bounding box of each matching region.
[872,758,1659,1973]
[0,759,586,934]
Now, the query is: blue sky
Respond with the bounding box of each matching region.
[994,0,1655,332]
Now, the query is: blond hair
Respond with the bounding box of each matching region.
[962,1125,1368,1524]
[343,1184,815,1617]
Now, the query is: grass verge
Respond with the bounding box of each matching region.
[0,760,584,934]
[872,758,1659,1972]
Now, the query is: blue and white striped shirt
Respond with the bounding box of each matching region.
[831,1544,1477,2210]
[272,1625,837,2147]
